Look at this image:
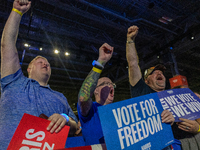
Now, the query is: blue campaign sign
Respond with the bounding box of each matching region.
[157,88,200,122]
[98,92,174,150]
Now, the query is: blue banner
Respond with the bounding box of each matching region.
[98,92,174,150]
[157,88,200,122]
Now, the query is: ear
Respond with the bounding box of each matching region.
[145,79,148,84]
[94,88,98,95]
[27,68,30,74]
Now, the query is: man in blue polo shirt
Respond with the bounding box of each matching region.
[0,0,77,149]
[78,43,115,145]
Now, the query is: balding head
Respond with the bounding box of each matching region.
[94,77,115,105]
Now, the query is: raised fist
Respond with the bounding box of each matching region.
[127,25,139,41]
[97,43,114,66]
[13,0,31,14]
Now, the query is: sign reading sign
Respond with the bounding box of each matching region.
[7,113,70,150]
[158,88,200,122]
[98,93,174,150]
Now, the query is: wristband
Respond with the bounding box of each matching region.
[12,8,23,16]
[60,113,69,122]
[92,60,104,69]
[92,67,102,74]
[126,40,134,44]
[198,125,200,133]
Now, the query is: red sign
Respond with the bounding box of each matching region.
[7,113,70,150]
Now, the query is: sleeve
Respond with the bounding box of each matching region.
[77,102,97,123]
[68,106,78,123]
[1,68,23,92]
[64,98,78,123]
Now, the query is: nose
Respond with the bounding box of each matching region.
[43,62,48,67]
[157,70,163,74]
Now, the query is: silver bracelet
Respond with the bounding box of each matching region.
[126,40,135,44]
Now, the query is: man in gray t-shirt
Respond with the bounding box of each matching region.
[0,0,77,149]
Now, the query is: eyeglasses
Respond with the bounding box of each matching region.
[96,82,116,88]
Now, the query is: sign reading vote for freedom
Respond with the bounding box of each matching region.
[98,93,174,150]
[157,88,200,122]
[7,113,70,150]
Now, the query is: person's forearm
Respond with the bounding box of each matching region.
[126,42,138,66]
[78,70,100,102]
[1,11,21,48]
[126,42,142,86]
[78,69,100,116]
[67,118,78,137]
[1,10,22,78]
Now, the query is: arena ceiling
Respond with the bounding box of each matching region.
[1,0,200,113]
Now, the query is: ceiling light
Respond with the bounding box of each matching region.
[162,17,173,22]
[158,18,168,24]
[54,49,59,54]
[39,48,43,51]
[65,52,70,56]
[24,43,29,47]
[159,16,173,24]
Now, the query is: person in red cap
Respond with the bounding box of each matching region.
[126,25,174,150]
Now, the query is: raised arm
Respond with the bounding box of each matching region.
[78,43,113,116]
[126,25,142,87]
[1,0,31,78]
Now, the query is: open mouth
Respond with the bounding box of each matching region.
[110,88,114,97]
[156,74,163,80]
[42,66,48,70]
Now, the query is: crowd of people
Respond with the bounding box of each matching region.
[0,0,200,150]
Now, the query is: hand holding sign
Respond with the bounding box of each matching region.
[47,113,67,133]
[177,118,200,134]
[7,113,70,150]
[161,110,174,125]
